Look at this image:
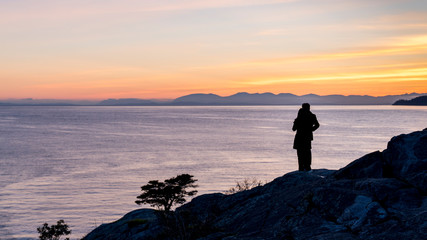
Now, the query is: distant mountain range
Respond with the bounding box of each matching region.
[1,92,426,106]
[172,92,426,105]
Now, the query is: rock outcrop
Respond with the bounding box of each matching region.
[84,129,427,240]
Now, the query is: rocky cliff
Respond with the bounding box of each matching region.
[84,129,427,240]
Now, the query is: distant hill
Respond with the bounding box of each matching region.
[0,99,97,106]
[393,95,427,106]
[0,101,77,106]
[97,98,158,106]
[172,92,425,105]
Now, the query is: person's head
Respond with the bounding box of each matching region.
[302,103,310,111]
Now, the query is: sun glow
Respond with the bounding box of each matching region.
[1,0,426,99]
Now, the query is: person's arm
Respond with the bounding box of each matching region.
[312,115,320,131]
[292,120,297,131]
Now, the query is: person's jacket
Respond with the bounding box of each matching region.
[292,110,319,149]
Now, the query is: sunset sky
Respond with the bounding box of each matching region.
[1,0,426,99]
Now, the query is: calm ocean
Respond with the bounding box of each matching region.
[0,105,426,239]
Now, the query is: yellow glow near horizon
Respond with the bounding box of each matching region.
[0,0,426,99]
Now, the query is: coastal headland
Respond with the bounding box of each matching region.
[84,129,427,240]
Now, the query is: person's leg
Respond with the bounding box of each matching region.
[305,149,312,171]
[297,149,304,171]
[299,148,311,171]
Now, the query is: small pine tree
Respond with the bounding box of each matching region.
[136,174,198,212]
[37,219,71,240]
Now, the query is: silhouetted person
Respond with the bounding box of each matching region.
[292,103,319,171]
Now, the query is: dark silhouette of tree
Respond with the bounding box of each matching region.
[37,219,71,240]
[135,174,198,212]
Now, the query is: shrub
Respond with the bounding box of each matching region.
[37,219,71,240]
[225,177,264,194]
